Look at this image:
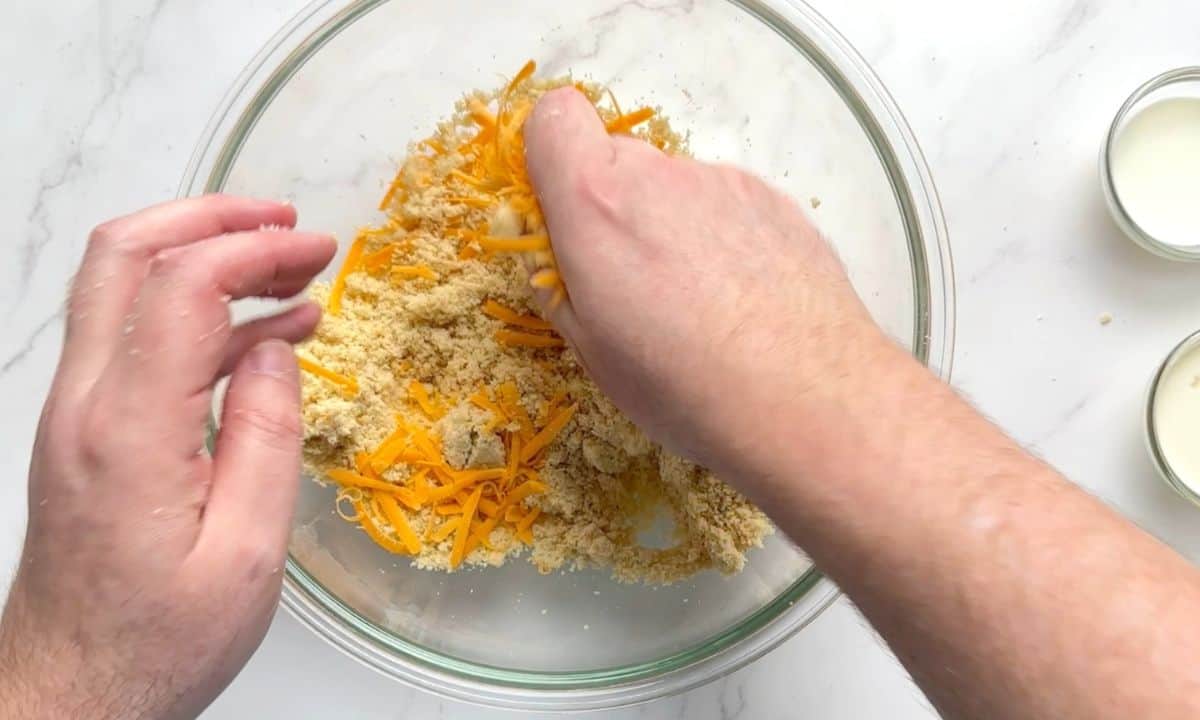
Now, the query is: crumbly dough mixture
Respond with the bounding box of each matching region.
[299,69,770,583]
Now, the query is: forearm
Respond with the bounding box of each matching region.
[0,584,127,720]
[729,336,1200,720]
[0,590,45,719]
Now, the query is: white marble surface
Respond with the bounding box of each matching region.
[4,0,1200,717]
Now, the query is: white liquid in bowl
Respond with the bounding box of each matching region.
[1154,340,1200,494]
[1111,97,1200,249]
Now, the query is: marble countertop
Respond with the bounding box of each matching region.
[5,0,1200,717]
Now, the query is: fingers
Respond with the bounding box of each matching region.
[217,302,322,378]
[63,195,296,393]
[110,228,335,401]
[202,340,302,557]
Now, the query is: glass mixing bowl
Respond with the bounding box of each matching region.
[182,0,954,710]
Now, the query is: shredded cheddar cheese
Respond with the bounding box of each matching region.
[482,300,554,331]
[606,107,656,134]
[391,265,439,281]
[328,234,367,315]
[297,357,359,396]
[408,380,446,420]
[521,404,578,463]
[450,486,484,568]
[495,329,565,349]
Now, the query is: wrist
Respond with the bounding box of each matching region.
[708,324,932,513]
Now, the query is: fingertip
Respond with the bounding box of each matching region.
[273,198,299,228]
[291,300,323,336]
[525,87,609,184]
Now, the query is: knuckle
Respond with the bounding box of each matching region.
[87,220,132,255]
[573,157,625,219]
[148,247,210,289]
[78,398,119,469]
[230,544,282,588]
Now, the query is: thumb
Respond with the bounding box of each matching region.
[524,87,613,241]
[203,339,302,555]
[523,87,612,335]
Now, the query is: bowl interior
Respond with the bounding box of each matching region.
[210,0,923,681]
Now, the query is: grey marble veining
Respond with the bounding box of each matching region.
[5,0,1200,718]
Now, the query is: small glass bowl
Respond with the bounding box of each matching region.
[1100,66,1200,261]
[1145,329,1200,506]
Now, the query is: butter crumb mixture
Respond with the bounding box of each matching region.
[298,62,770,583]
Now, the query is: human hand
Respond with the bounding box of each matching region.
[524,88,889,480]
[0,196,335,719]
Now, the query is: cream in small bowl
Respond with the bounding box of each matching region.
[1148,330,1200,505]
[1102,67,1200,259]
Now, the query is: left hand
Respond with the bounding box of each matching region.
[0,196,335,719]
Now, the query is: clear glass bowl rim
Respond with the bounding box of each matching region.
[1145,328,1200,506]
[181,0,956,710]
[1100,66,1200,262]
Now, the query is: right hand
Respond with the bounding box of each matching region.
[524,88,888,478]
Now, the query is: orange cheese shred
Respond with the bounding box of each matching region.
[409,423,442,462]
[516,506,541,534]
[411,467,431,500]
[379,169,407,211]
[328,468,402,494]
[368,421,410,473]
[394,488,424,511]
[521,403,578,463]
[362,244,396,274]
[505,480,549,506]
[465,511,502,555]
[422,137,447,155]
[298,357,359,396]
[495,329,564,349]
[329,234,367,315]
[354,452,376,477]
[468,98,496,129]
[477,234,549,253]
[469,387,507,425]
[506,60,536,96]
[408,380,445,420]
[428,468,506,503]
[450,486,484,568]
[391,265,439,281]
[606,107,656,134]
[355,499,410,554]
[529,268,560,290]
[375,493,422,554]
[433,518,461,542]
[498,382,536,441]
[505,433,522,485]
[482,299,554,331]
[456,492,501,518]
